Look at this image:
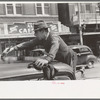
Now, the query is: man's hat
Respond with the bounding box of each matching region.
[34,20,49,31]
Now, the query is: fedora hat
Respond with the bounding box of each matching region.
[34,20,49,31]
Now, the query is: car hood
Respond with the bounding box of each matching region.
[0,60,73,81]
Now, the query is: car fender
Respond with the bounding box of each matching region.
[51,61,74,74]
[51,61,76,80]
[86,55,97,63]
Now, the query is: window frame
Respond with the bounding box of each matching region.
[44,3,50,15]
[15,3,22,15]
[79,47,91,54]
[85,3,92,13]
[35,3,50,16]
[5,3,22,15]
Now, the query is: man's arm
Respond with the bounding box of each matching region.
[14,37,41,50]
[2,37,41,56]
[45,35,60,62]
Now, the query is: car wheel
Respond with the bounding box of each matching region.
[87,61,94,69]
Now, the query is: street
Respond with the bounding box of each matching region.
[84,63,100,80]
[76,62,100,80]
[0,59,100,80]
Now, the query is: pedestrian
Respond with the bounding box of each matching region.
[1,20,77,78]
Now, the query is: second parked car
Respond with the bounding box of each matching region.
[69,45,97,68]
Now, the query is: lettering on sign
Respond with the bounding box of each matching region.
[47,23,58,32]
[9,25,18,33]
[8,22,34,34]
[8,22,59,34]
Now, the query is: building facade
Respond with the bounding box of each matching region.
[0,3,59,56]
[2,3,99,57]
[71,3,100,56]
[0,3,72,57]
[58,3,100,56]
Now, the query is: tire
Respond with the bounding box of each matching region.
[87,60,94,69]
[54,72,76,80]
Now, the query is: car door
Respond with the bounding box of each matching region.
[79,47,91,64]
[72,48,82,65]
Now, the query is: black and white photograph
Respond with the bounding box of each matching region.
[0,1,100,98]
[0,1,100,81]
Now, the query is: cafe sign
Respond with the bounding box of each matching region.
[47,23,59,32]
[8,22,59,34]
[8,22,34,34]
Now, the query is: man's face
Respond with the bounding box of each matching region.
[35,29,45,40]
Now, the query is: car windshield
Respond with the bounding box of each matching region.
[72,47,91,54]
[72,48,80,53]
[80,47,91,53]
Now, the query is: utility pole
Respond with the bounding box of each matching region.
[78,3,83,45]
[98,3,100,15]
[95,3,98,30]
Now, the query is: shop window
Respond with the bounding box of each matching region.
[6,3,22,15]
[36,3,50,15]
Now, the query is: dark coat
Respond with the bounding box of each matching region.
[16,33,77,69]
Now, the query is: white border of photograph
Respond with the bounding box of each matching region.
[0,1,100,98]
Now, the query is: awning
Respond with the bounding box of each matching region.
[0,34,36,39]
[83,32,100,35]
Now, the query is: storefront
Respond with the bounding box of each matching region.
[83,32,100,57]
[60,34,80,45]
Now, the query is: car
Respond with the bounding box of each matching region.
[31,45,98,69]
[69,45,98,68]
[0,59,76,80]
[32,49,46,56]
[0,52,76,80]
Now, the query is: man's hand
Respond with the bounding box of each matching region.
[1,46,15,59]
[35,58,48,68]
[1,46,18,62]
[3,46,15,55]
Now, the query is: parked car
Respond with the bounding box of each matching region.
[32,49,46,56]
[25,45,97,79]
[31,45,97,69]
[69,45,98,68]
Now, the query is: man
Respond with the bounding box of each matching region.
[1,20,77,74]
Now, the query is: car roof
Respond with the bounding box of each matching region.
[69,45,90,49]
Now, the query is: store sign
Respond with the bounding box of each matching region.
[8,22,59,34]
[72,14,78,22]
[61,24,70,33]
[47,23,59,32]
[8,22,34,34]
